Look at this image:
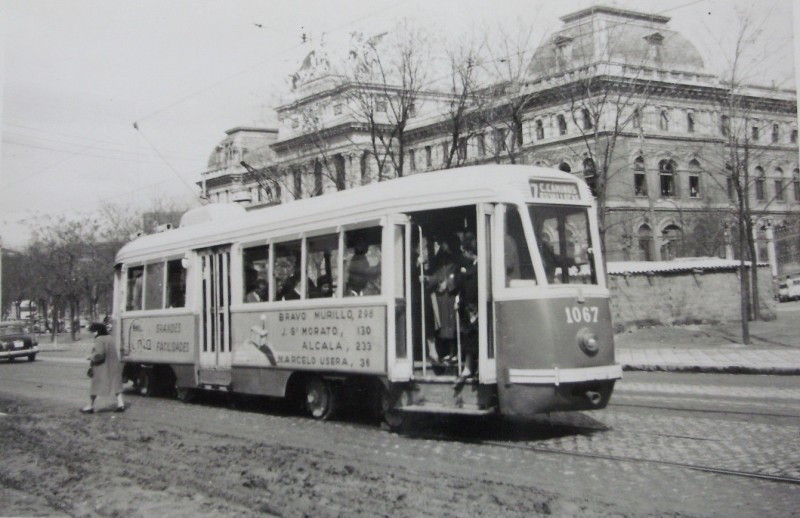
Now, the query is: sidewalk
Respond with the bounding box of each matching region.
[614,303,800,375]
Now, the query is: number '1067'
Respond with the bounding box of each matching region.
[565,306,599,324]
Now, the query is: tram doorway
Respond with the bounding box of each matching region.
[198,246,232,386]
[407,204,492,381]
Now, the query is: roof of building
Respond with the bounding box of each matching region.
[607,258,769,275]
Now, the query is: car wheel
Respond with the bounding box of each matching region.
[27,353,36,362]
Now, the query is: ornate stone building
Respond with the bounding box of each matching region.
[199,5,799,268]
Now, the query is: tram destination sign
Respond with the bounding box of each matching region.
[529,179,581,201]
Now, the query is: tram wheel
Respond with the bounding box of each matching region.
[175,385,194,403]
[305,376,336,420]
[137,368,153,397]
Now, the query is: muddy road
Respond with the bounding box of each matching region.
[2,352,795,516]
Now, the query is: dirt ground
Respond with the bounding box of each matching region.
[0,395,636,518]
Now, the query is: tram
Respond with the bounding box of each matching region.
[114,165,621,427]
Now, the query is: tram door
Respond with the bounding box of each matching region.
[477,203,496,383]
[198,246,232,382]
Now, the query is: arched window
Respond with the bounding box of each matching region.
[688,159,701,198]
[557,114,567,135]
[754,166,765,201]
[659,159,676,197]
[583,158,597,196]
[558,162,571,173]
[634,156,647,196]
[661,224,684,260]
[638,224,653,261]
[772,123,780,144]
[774,167,785,201]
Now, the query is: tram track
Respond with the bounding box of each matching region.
[610,400,800,420]
[480,439,800,486]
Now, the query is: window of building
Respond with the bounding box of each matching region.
[583,158,597,197]
[493,128,507,152]
[514,117,524,146]
[333,103,343,115]
[634,156,648,196]
[659,159,676,197]
[582,109,593,130]
[645,33,664,65]
[772,123,780,143]
[774,167,785,201]
[755,166,765,200]
[243,245,270,303]
[661,224,684,260]
[555,36,573,72]
[477,133,486,157]
[721,115,730,137]
[360,151,369,184]
[687,112,695,133]
[638,224,653,261]
[659,109,669,131]
[334,154,346,190]
[409,149,416,172]
[632,108,641,129]
[558,162,571,173]
[408,103,416,118]
[425,145,432,167]
[751,125,760,141]
[457,137,467,161]
[535,119,544,140]
[688,159,701,198]
[557,114,567,135]
[793,169,800,201]
[314,160,323,196]
[376,100,387,113]
[293,170,303,198]
[442,141,449,164]
[791,129,798,144]
[166,259,186,308]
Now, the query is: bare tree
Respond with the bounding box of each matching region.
[441,35,484,169]
[344,20,429,180]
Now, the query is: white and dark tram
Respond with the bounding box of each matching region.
[114,165,622,427]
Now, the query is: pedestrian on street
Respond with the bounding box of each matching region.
[81,322,125,414]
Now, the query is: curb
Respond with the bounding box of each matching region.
[622,364,800,375]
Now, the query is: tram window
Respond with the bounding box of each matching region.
[243,245,269,303]
[504,206,536,286]
[274,240,302,301]
[166,259,186,308]
[307,234,339,298]
[344,227,382,296]
[126,266,144,311]
[529,204,597,285]
[144,262,164,310]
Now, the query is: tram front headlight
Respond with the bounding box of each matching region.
[577,327,599,356]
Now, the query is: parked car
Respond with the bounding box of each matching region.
[0,321,39,362]
[778,277,800,302]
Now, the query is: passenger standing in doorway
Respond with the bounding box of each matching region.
[81,323,125,413]
[455,232,479,387]
[427,234,461,363]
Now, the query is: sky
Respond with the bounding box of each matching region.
[1,0,797,250]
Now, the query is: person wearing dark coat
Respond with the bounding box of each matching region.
[81,323,125,413]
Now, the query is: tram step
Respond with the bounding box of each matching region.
[409,378,490,409]
[198,368,232,387]
[399,404,496,416]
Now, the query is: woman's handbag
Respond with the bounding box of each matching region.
[87,366,94,378]
[90,350,106,366]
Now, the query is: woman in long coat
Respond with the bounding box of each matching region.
[81,323,125,413]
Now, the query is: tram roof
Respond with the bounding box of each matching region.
[116,165,589,263]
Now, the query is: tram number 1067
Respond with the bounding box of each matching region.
[564,306,599,324]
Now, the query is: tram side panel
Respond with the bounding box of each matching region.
[119,314,198,388]
[229,305,388,397]
[495,296,618,417]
